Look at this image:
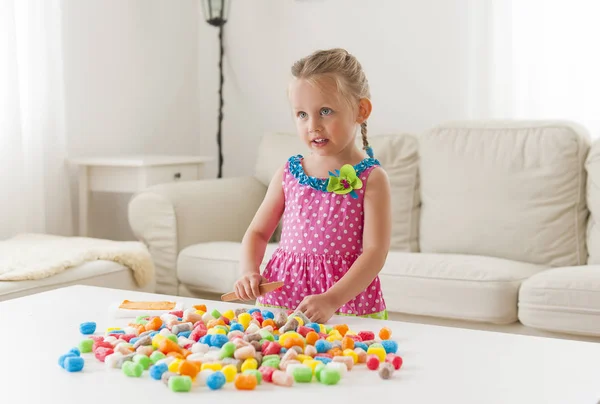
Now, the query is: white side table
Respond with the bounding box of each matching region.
[68,155,214,237]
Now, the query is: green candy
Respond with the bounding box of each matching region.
[319,368,341,385]
[243,369,263,385]
[122,361,143,377]
[220,342,236,359]
[134,315,149,325]
[167,334,178,344]
[292,366,313,383]
[369,343,383,349]
[149,351,166,364]
[262,359,280,369]
[215,325,229,333]
[169,375,192,392]
[78,339,93,353]
[133,354,151,370]
[325,326,333,333]
[315,363,325,382]
[259,330,274,341]
[262,354,279,362]
[211,309,221,319]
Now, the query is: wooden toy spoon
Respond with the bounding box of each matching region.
[220,281,285,302]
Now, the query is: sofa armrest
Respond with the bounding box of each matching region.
[128,176,267,295]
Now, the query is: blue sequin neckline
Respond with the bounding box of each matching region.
[288,154,380,192]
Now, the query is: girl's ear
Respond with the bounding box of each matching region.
[356,98,372,123]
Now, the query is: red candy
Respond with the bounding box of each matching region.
[189,325,207,342]
[258,366,276,382]
[262,341,281,356]
[219,316,230,325]
[119,334,136,343]
[169,311,184,317]
[346,334,363,342]
[386,354,403,370]
[358,331,375,341]
[366,354,380,370]
[296,326,313,338]
[89,336,104,342]
[93,341,113,351]
[94,347,114,362]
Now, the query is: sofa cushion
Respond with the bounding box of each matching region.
[177,242,280,294]
[380,251,547,324]
[0,260,154,302]
[585,140,600,264]
[253,132,420,252]
[419,120,590,267]
[518,266,600,336]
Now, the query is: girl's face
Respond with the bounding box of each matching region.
[289,77,359,157]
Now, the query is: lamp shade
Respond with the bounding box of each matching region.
[202,0,230,26]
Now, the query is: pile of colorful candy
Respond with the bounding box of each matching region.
[58,305,403,392]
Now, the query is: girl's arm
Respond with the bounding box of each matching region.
[325,167,392,307]
[235,164,286,300]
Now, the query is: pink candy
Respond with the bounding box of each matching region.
[272,370,293,387]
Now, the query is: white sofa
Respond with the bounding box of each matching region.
[128,121,600,341]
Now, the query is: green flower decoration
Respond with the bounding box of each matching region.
[326,164,363,199]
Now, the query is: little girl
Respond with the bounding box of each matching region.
[233,48,392,323]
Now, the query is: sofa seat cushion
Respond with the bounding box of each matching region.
[380,252,547,324]
[0,260,154,302]
[177,242,280,294]
[518,266,600,336]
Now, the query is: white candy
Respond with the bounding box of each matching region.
[191,343,210,354]
[246,323,260,334]
[178,337,193,347]
[186,353,205,363]
[160,313,178,323]
[203,350,221,361]
[104,336,118,345]
[123,327,138,336]
[155,356,176,367]
[159,328,173,337]
[202,313,215,324]
[105,352,124,369]
[285,363,307,375]
[197,369,214,387]
[326,361,347,375]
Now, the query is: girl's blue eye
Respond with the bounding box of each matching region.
[298,112,307,119]
[320,108,333,116]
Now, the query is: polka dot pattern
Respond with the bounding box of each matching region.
[256,161,387,317]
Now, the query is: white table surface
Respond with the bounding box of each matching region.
[0,285,599,404]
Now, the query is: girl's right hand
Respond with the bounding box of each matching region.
[234,273,267,301]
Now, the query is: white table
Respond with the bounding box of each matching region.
[1,285,599,403]
[68,155,214,236]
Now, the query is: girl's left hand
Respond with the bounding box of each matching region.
[296,293,339,324]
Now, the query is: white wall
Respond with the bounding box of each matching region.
[198,0,474,178]
[62,0,202,239]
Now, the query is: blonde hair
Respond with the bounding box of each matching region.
[291,48,373,157]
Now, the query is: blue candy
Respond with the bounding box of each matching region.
[261,310,275,319]
[130,337,140,345]
[159,324,166,331]
[107,330,125,335]
[229,323,244,332]
[274,334,280,341]
[315,339,333,353]
[64,356,84,372]
[354,342,368,352]
[58,353,77,368]
[178,331,191,339]
[200,335,212,345]
[381,340,398,354]
[206,371,226,390]
[314,356,332,365]
[79,322,96,335]
[247,308,260,315]
[210,334,229,348]
[149,331,159,338]
[280,348,287,354]
[149,363,169,380]
[68,348,81,357]
[306,322,321,333]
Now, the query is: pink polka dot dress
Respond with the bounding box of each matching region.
[256,155,387,319]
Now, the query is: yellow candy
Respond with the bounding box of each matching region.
[293,316,304,327]
[222,364,238,382]
[343,349,358,364]
[319,324,326,333]
[326,334,342,342]
[303,359,320,373]
[106,327,121,332]
[241,358,258,372]
[201,362,223,371]
[238,313,252,329]
[328,329,342,337]
[152,334,166,349]
[367,346,386,362]
[345,330,357,336]
[168,359,183,373]
[296,354,311,363]
[207,328,227,335]
[195,310,205,316]
[222,310,235,320]
[278,331,302,347]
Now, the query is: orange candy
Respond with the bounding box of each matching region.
[305,331,319,346]
[262,319,275,328]
[341,336,355,351]
[181,349,192,358]
[159,338,182,355]
[333,324,349,336]
[207,319,226,329]
[144,317,163,331]
[328,347,343,357]
[235,374,257,390]
[194,304,207,312]
[283,336,305,350]
[178,360,199,379]
[167,352,184,359]
[379,327,392,340]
